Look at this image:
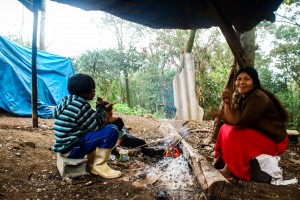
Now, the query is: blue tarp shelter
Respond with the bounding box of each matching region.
[0,36,75,118]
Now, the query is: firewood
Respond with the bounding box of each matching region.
[158,123,233,199]
[189,128,211,133]
[181,140,233,200]
[159,124,233,199]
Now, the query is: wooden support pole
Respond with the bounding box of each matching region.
[31,0,39,128]
[204,0,252,139]
[211,66,236,141]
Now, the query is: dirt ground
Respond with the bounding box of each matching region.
[0,111,299,200]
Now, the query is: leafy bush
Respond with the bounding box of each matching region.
[113,103,159,118]
[113,103,134,115]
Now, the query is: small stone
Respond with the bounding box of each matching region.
[154,191,167,199]
[122,177,130,182]
[132,181,146,188]
[84,181,93,186]
[42,174,48,179]
[37,188,42,193]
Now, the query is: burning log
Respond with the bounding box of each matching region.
[158,123,233,200]
[158,124,185,158]
[164,146,180,158]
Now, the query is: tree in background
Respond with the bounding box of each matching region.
[74,49,120,99]
[193,28,233,119]
[73,2,300,126]
[271,25,300,87]
[74,47,144,103]
[255,1,300,130]
[99,15,146,107]
[39,0,46,50]
[144,29,188,117]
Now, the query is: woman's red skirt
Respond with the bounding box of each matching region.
[214,124,288,180]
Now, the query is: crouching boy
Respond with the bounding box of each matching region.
[52,73,121,179]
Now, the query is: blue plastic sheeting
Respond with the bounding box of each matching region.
[0,36,75,118]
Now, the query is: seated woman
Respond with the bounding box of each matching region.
[213,66,289,181]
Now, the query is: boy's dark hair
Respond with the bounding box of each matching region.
[68,74,95,96]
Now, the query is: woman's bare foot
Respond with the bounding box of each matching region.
[218,164,233,181]
[212,153,225,169]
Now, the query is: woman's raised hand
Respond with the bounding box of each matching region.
[221,89,231,104]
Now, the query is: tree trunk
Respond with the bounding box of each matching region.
[124,68,131,107]
[159,55,167,117]
[119,75,125,104]
[240,28,256,66]
[184,29,196,53]
[39,0,46,50]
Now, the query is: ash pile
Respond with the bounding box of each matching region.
[129,124,202,199]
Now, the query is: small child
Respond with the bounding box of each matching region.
[53,74,121,179]
[101,100,147,156]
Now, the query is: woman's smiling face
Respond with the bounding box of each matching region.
[235,72,254,96]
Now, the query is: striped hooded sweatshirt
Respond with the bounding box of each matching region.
[52,95,106,153]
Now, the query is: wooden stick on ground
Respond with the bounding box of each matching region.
[181,140,233,200]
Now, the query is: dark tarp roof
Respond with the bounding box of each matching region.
[49,0,283,33]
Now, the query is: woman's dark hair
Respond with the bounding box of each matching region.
[236,66,289,122]
[67,74,95,96]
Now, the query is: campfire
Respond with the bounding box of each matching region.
[137,124,198,198]
[164,145,180,158]
[111,123,233,199]
[163,125,189,158]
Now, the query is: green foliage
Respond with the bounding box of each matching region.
[283,0,299,5]
[113,103,134,115]
[113,103,157,117]
[128,55,177,118]
[256,66,300,130]
[270,25,300,87]
[256,7,300,130]
[257,66,287,94]
[74,4,300,129]
[276,87,300,129]
[200,65,231,120]
[193,28,233,119]
[73,48,121,99]
[276,2,299,28]
[73,47,145,102]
